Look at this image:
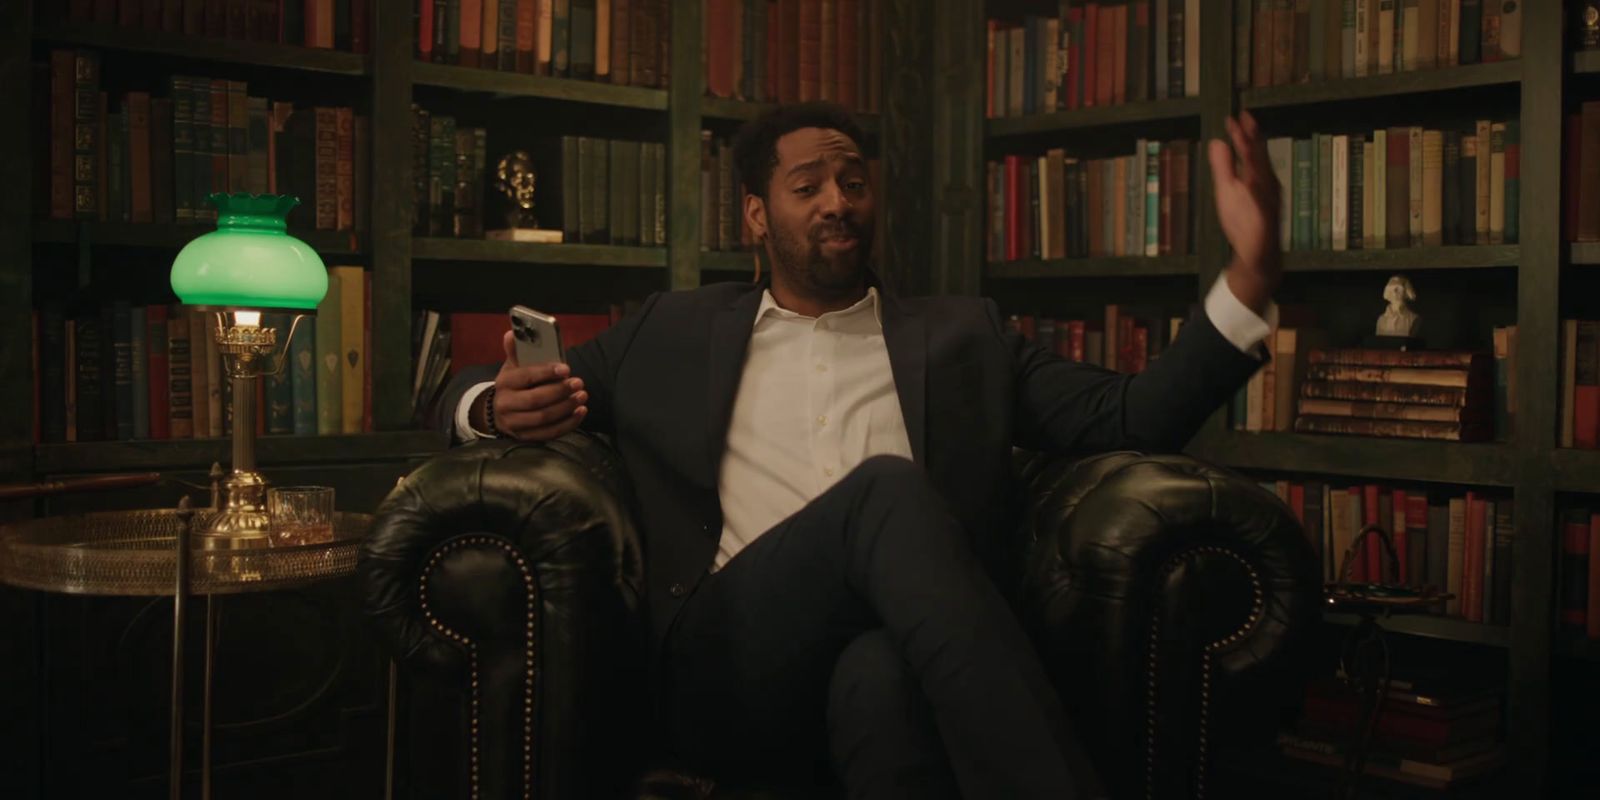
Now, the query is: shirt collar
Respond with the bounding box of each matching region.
[754,285,883,328]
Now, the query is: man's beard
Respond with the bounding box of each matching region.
[768,219,873,297]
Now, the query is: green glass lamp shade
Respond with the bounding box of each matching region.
[170,194,328,310]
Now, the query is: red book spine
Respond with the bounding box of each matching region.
[1405,493,1429,587]
[1364,484,1381,581]
[1096,3,1115,107]
[146,305,170,439]
[779,0,800,104]
[1589,514,1600,639]
[707,0,735,98]
[767,2,782,101]
[798,0,821,101]
[1083,4,1099,109]
[352,0,368,53]
[1565,515,1590,628]
[1290,483,1306,526]
[1069,321,1085,363]
[836,0,858,110]
[419,0,435,59]
[1462,493,1484,623]
[1392,489,1409,584]
[1005,155,1023,261]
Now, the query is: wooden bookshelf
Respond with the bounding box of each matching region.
[34,431,448,474]
[1552,448,1600,493]
[1186,430,1517,487]
[1569,241,1600,265]
[411,61,669,110]
[32,220,365,256]
[411,238,667,268]
[33,19,370,76]
[702,96,882,134]
[1240,60,1522,109]
[985,255,1199,279]
[985,96,1202,138]
[1573,49,1600,76]
[1323,612,1512,648]
[700,250,755,274]
[1280,245,1520,272]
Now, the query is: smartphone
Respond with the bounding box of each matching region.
[509,305,564,365]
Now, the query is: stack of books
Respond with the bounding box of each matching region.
[1278,677,1506,791]
[704,0,885,113]
[1292,348,1493,441]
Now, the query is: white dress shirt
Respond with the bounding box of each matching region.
[456,277,1276,567]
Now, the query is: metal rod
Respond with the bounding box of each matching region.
[202,595,218,800]
[231,373,256,476]
[170,499,193,800]
[385,660,398,800]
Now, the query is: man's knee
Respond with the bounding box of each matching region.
[841,454,930,496]
[828,629,917,727]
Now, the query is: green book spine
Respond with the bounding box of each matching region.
[1442,131,1461,245]
[1504,119,1519,245]
[652,141,666,246]
[1341,0,1356,78]
[170,77,194,224]
[75,311,106,442]
[428,115,456,237]
[263,313,295,435]
[607,139,626,244]
[1145,141,1161,256]
[638,140,655,245]
[1491,501,1513,625]
[291,312,317,436]
[561,135,580,241]
[620,140,640,246]
[191,79,213,222]
[314,274,342,436]
[577,137,596,242]
[112,302,134,441]
[446,0,461,63]
[1293,138,1313,250]
[569,0,595,79]
[552,0,571,75]
[1318,133,1334,249]
[1458,0,1481,64]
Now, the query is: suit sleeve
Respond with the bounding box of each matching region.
[434,292,663,444]
[993,299,1265,454]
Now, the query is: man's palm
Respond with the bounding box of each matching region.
[1207,112,1281,297]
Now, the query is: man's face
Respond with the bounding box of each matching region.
[758,127,876,296]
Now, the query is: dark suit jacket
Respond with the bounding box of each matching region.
[438,276,1264,651]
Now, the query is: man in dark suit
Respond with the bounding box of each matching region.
[437,102,1282,799]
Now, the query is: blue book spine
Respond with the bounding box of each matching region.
[264,313,296,435]
[291,315,318,436]
[130,306,149,440]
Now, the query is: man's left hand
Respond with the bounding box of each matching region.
[1208,111,1281,315]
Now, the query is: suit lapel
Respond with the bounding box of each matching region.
[705,283,767,481]
[880,294,928,466]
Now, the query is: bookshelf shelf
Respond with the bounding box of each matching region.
[32,20,370,77]
[701,96,882,133]
[1324,612,1512,648]
[1280,245,1520,272]
[33,431,448,474]
[1572,50,1600,76]
[1187,430,1516,487]
[1568,241,1600,265]
[411,237,668,267]
[411,62,669,110]
[32,220,365,255]
[984,96,1202,138]
[985,255,1199,279]
[1240,60,1523,110]
[1552,448,1600,493]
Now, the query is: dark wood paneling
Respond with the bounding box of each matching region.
[369,1,416,431]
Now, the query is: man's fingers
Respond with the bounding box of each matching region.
[1225,116,1257,183]
[502,330,517,365]
[499,393,587,430]
[497,381,584,413]
[1208,138,1238,191]
[498,360,571,389]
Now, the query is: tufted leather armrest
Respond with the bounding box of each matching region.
[358,433,648,800]
[1014,451,1321,800]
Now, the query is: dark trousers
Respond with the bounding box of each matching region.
[661,455,1103,799]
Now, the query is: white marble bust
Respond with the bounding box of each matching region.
[1376,275,1421,338]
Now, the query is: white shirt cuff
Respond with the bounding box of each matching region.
[454,381,498,442]
[1204,275,1277,358]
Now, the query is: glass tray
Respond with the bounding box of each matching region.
[0,509,372,596]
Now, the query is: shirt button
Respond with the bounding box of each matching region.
[816,415,827,427]
[669,583,686,598]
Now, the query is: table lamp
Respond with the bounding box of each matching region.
[170,193,328,548]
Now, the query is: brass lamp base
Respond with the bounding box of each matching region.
[196,470,272,549]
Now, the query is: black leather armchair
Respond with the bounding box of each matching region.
[360,434,1320,800]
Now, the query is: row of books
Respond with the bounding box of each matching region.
[1269,479,1512,624]
[1558,319,1600,451]
[1559,507,1600,641]
[1004,307,1189,375]
[410,307,624,424]
[705,0,884,114]
[41,51,369,232]
[1278,677,1505,790]
[58,0,367,52]
[414,0,672,88]
[32,266,373,444]
[1235,342,1509,443]
[985,1,1201,119]
[1237,0,1523,90]
[985,140,1196,263]
[696,129,883,255]
[1266,121,1520,254]
[411,106,667,245]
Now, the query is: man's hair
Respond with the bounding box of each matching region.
[731,101,866,201]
